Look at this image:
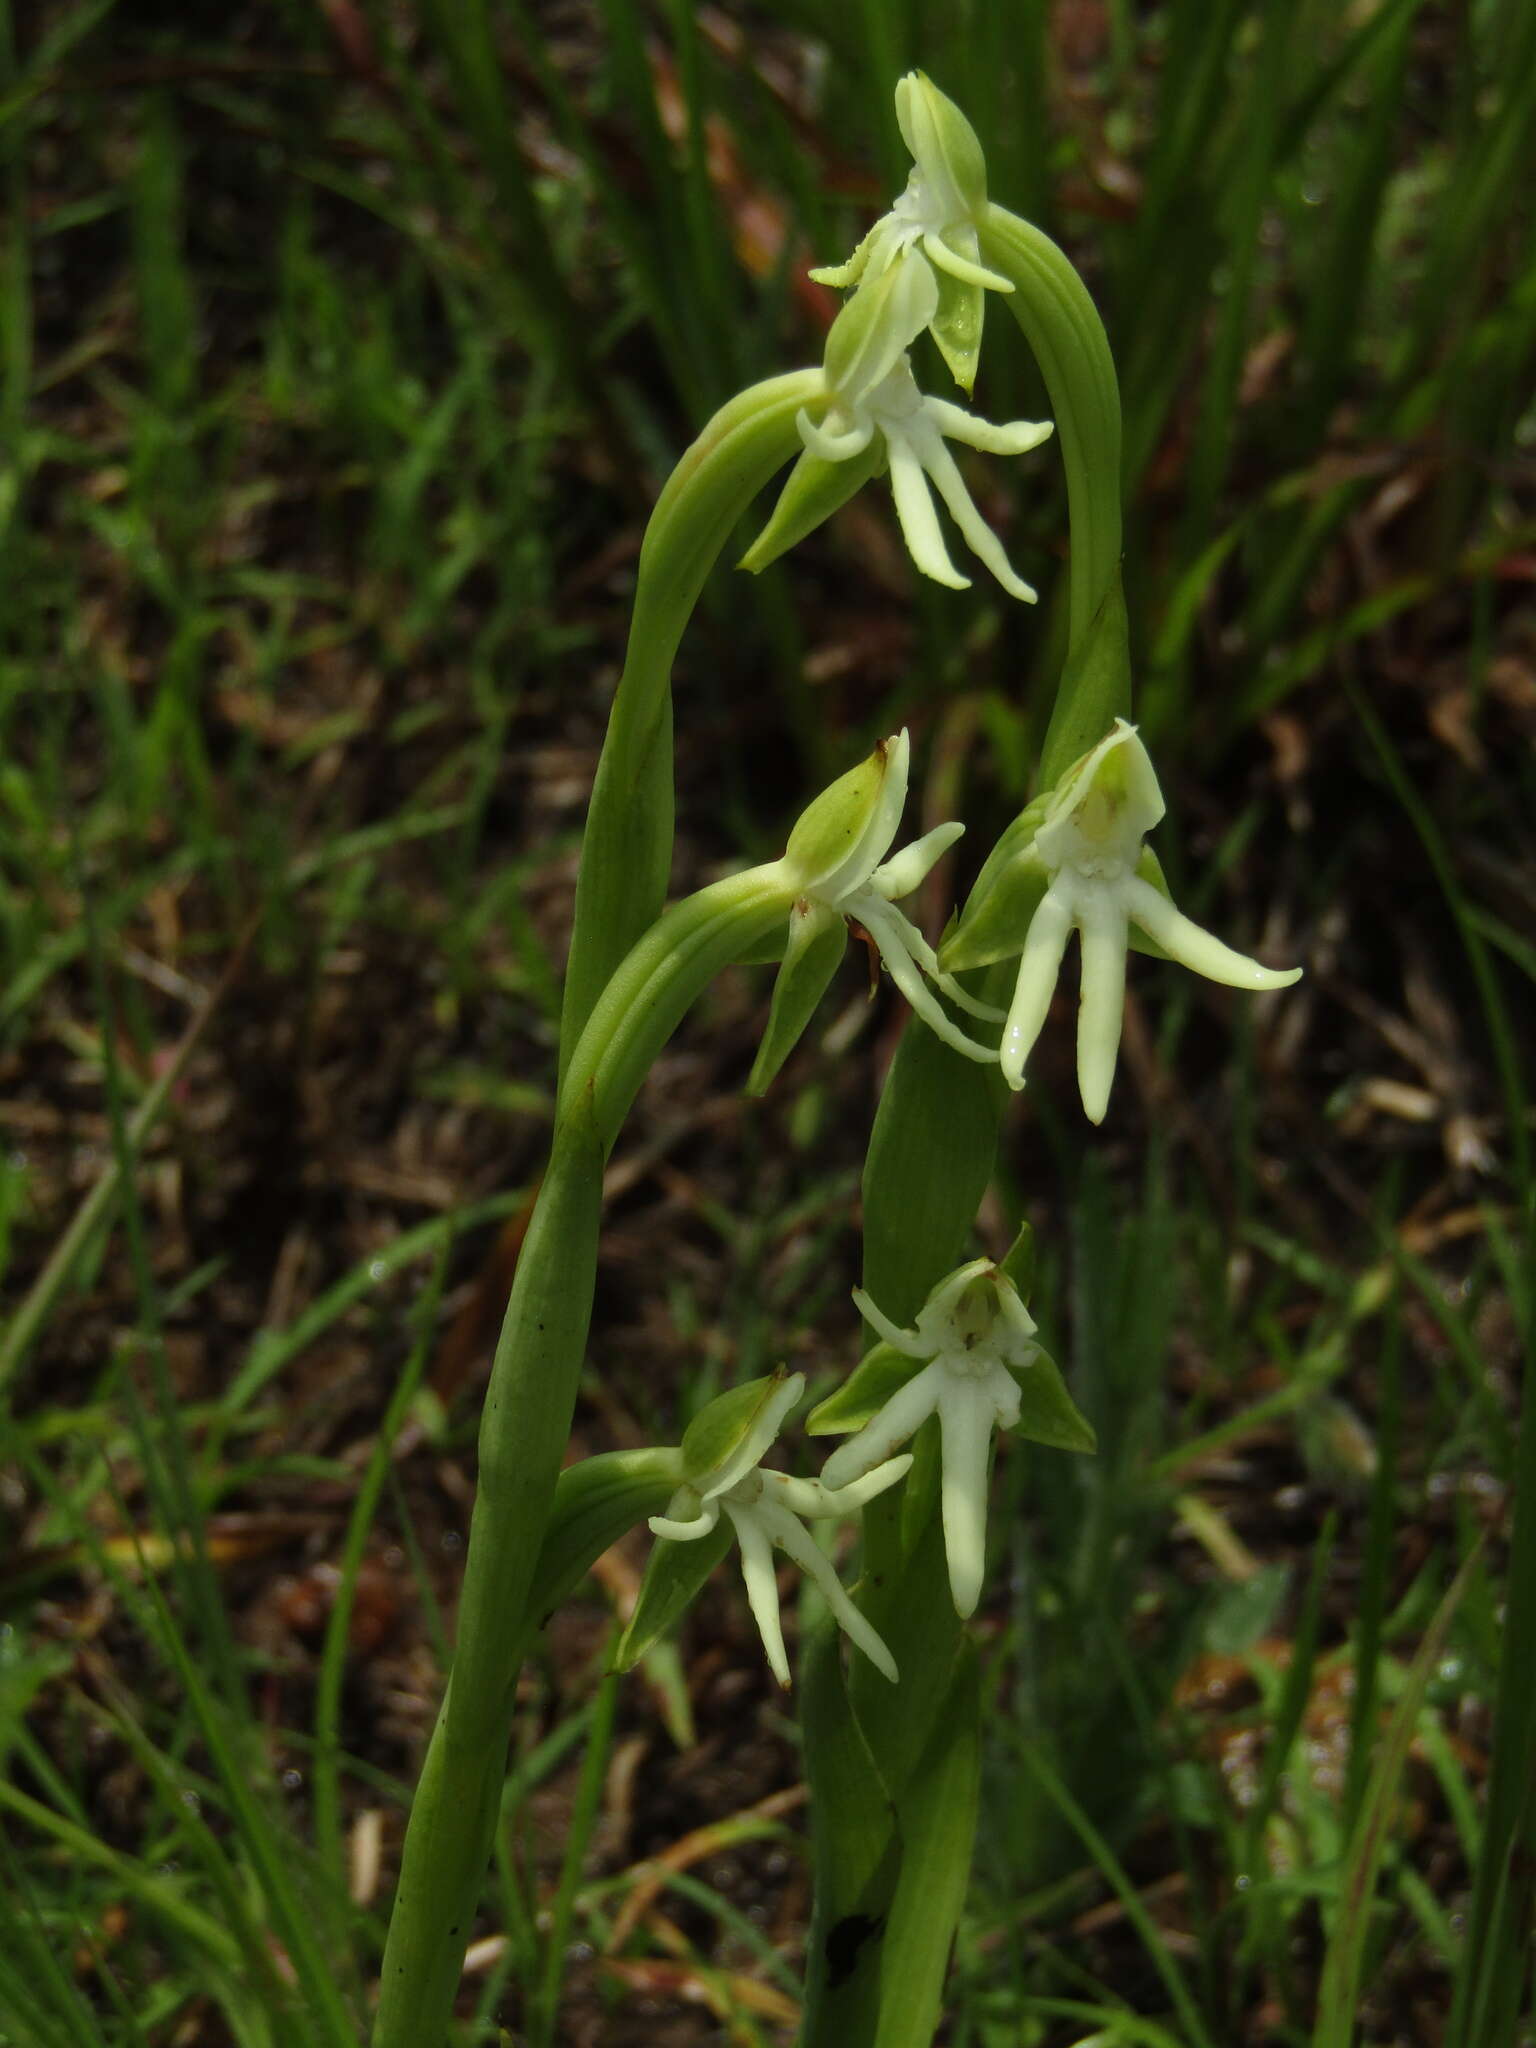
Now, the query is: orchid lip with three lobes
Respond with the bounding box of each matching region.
[945,720,1304,1123]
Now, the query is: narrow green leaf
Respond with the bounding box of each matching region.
[796,1621,898,2048]
[873,1642,982,2047]
[1315,1553,1477,2048]
[747,902,846,1095]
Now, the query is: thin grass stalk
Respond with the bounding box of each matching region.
[1445,1191,1536,2046]
[312,1239,453,1892]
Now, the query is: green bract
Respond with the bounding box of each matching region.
[747,898,847,1096]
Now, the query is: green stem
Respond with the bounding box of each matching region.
[977,205,1127,782]
[374,867,788,2048]
[557,371,820,1082]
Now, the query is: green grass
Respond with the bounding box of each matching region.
[2,2,1532,2042]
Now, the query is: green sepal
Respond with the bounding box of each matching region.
[748,900,847,1095]
[930,253,984,396]
[739,440,884,574]
[613,1505,735,1672]
[806,1343,922,1437]
[783,740,893,890]
[528,1448,683,1621]
[939,798,1050,973]
[681,1370,794,1485]
[1127,846,1173,961]
[998,1221,1035,1301]
[823,253,935,397]
[1008,1348,1096,1455]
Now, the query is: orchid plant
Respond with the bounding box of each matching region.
[372,72,1302,2048]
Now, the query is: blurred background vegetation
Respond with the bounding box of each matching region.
[0,1,1532,2043]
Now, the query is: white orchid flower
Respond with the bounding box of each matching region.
[997,720,1303,1122]
[650,1371,909,1688]
[810,72,1011,395]
[753,729,1004,1091]
[798,255,1051,601]
[819,1262,1038,1619]
[811,73,1011,301]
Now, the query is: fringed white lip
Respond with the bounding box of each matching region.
[821,1261,1038,1620]
[650,1377,909,1689]
[1000,720,1303,1121]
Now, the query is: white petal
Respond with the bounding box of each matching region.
[700,1372,805,1501]
[994,1286,1039,1363]
[922,396,1052,456]
[761,1471,836,1520]
[856,900,1000,1063]
[850,1287,932,1358]
[1121,875,1303,992]
[883,909,1007,1021]
[1000,888,1074,1090]
[937,1382,994,1619]
[980,1357,1023,1432]
[911,429,1037,603]
[648,1496,722,1543]
[779,1452,914,1519]
[1036,721,1163,871]
[760,1503,898,1683]
[820,1360,945,1491]
[869,821,965,902]
[797,406,875,464]
[920,227,1013,293]
[1076,889,1129,1125]
[886,432,971,589]
[727,1504,791,1688]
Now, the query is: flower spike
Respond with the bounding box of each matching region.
[640,1371,910,1687]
